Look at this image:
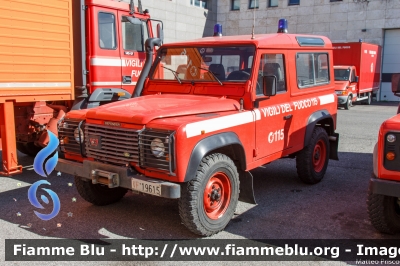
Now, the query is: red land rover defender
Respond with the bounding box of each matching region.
[368,73,400,234]
[56,21,340,236]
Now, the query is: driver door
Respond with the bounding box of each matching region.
[254,52,292,160]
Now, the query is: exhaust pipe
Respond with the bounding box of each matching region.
[132,38,162,98]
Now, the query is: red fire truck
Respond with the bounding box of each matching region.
[0,0,162,175]
[333,42,381,110]
[55,21,340,236]
[367,74,400,234]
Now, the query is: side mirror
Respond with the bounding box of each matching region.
[126,17,142,25]
[157,23,164,44]
[392,73,400,93]
[263,76,277,97]
[355,76,359,83]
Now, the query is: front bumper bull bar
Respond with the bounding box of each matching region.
[55,159,180,199]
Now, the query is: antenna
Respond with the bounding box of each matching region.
[251,0,257,39]
[138,0,143,14]
[129,0,135,15]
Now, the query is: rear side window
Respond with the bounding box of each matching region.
[98,12,117,49]
[296,53,329,88]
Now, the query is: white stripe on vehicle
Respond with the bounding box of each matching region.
[318,94,335,105]
[254,109,261,120]
[91,58,122,67]
[186,111,260,138]
[0,82,71,88]
[90,58,144,67]
[91,82,137,86]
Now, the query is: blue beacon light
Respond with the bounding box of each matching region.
[278,19,288,33]
[214,24,222,37]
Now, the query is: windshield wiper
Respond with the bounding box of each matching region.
[198,67,223,86]
[162,66,182,84]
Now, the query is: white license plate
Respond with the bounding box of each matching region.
[131,178,161,196]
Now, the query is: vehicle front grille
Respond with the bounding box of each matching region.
[85,124,140,166]
[59,120,176,173]
[58,119,83,155]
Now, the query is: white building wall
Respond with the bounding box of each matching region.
[126,0,217,44]
[217,0,400,46]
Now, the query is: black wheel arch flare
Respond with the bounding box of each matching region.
[304,109,339,160]
[184,132,246,182]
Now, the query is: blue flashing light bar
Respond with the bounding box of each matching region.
[214,24,222,37]
[278,18,288,33]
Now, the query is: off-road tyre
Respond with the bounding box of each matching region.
[365,92,372,105]
[16,142,42,156]
[296,127,330,184]
[74,176,128,206]
[179,153,239,236]
[344,95,352,110]
[367,185,400,234]
[16,142,30,155]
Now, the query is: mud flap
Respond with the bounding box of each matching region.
[238,170,257,204]
[329,132,339,160]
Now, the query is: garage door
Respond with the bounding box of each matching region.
[381,29,400,102]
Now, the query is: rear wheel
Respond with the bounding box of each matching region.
[74,176,128,206]
[296,127,330,184]
[367,185,400,234]
[179,153,239,236]
[365,92,372,105]
[344,95,352,110]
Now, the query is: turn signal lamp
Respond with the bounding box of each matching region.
[214,24,222,36]
[386,152,396,161]
[117,92,126,97]
[278,19,288,33]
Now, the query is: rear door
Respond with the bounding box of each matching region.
[118,11,148,96]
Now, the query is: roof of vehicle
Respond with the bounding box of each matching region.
[162,33,332,49]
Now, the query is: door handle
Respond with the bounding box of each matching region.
[284,114,293,120]
[123,76,132,84]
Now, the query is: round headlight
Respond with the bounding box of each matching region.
[74,128,84,143]
[387,134,396,143]
[150,138,165,158]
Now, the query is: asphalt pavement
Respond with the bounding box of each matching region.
[0,102,399,266]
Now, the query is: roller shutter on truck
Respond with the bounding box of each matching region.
[0,0,74,103]
[381,29,400,102]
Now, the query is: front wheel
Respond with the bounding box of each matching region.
[367,184,400,234]
[179,153,239,236]
[74,176,128,206]
[296,127,330,184]
[344,95,352,110]
[16,142,42,157]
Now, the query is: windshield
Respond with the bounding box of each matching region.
[334,69,350,81]
[151,46,256,83]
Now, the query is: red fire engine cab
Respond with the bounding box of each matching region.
[56,21,340,236]
[368,74,400,234]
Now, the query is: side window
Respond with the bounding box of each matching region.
[121,17,148,52]
[99,12,116,49]
[257,53,286,95]
[296,53,329,88]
